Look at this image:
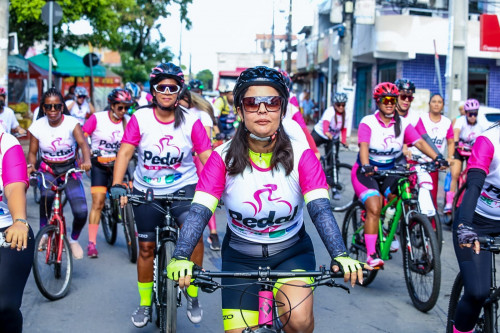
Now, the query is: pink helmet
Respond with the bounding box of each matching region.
[464,98,480,112]
[0,87,6,96]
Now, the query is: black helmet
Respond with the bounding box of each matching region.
[233,66,289,111]
[188,79,204,91]
[149,62,185,94]
[394,79,415,93]
[108,88,133,105]
[332,92,348,104]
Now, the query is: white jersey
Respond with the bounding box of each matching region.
[28,115,78,162]
[401,109,420,128]
[83,111,129,159]
[454,115,487,145]
[0,107,19,133]
[313,106,343,140]
[410,113,453,161]
[186,106,213,128]
[66,100,91,126]
[137,91,150,107]
[282,118,307,145]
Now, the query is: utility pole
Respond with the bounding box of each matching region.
[338,1,353,90]
[0,0,8,91]
[445,0,468,119]
[271,0,275,67]
[286,0,292,73]
[178,18,183,67]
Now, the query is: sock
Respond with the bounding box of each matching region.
[88,224,99,244]
[453,325,473,333]
[186,284,198,298]
[68,237,78,244]
[364,234,378,256]
[138,281,153,306]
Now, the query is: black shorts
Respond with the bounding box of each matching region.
[131,184,195,242]
[90,160,112,188]
[351,163,400,204]
[453,148,469,162]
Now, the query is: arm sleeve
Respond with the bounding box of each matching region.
[446,123,454,140]
[457,169,487,228]
[291,111,307,128]
[307,198,348,259]
[341,128,347,145]
[322,120,330,135]
[403,124,421,145]
[357,123,371,143]
[191,119,212,154]
[82,114,97,135]
[468,136,494,174]
[121,115,141,146]
[303,128,319,154]
[2,144,28,187]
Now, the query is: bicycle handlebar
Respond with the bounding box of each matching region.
[478,236,500,253]
[30,168,85,192]
[374,162,439,177]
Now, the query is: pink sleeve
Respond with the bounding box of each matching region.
[121,115,141,146]
[403,124,421,145]
[191,119,212,154]
[341,128,347,145]
[415,119,426,136]
[446,123,454,139]
[82,114,97,135]
[289,96,299,108]
[303,128,319,154]
[2,145,28,188]
[298,149,328,194]
[468,136,494,174]
[292,112,307,128]
[195,151,226,199]
[322,120,330,135]
[358,123,371,143]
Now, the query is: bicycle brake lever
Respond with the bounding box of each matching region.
[320,278,351,293]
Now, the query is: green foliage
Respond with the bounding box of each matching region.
[196,70,214,91]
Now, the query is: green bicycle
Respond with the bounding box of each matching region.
[342,164,441,312]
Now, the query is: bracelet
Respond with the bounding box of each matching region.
[14,219,29,230]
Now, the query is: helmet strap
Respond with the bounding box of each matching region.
[111,110,121,120]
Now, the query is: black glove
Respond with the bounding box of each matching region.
[361,164,374,175]
[110,184,127,200]
[457,224,478,245]
[434,154,449,168]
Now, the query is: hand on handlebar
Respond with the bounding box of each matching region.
[361,164,376,176]
[331,253,372,287]
[457,224,480,254]
[79,160,91,172]
[167,257,194,288]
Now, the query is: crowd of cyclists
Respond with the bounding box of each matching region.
[0,61,497,333]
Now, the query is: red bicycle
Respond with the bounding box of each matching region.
[448,144,472,225]
[31,168,84,300]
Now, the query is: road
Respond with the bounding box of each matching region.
[21,149,463,333]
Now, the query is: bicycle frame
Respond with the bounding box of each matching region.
[47,191,67,264]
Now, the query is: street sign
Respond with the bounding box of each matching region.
[83,53,100,67]
[41,2,63,26]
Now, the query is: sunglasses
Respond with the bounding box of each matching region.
[153,84,181,94]
[379,96,397,105]
[114,106,128,111]
[43,103,63,111]
[399,94,414,102]
[77,95,86,99]
[335,103,346,107]
[242,96,283,113]
[467,111,478,117]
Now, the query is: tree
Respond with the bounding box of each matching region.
[196,69,214,91]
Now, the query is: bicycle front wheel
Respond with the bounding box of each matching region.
[101,196,117,245]
[330,163,354,212]
[401,213,441,312]
[33,225,73,300]
[122,204,138,263]
[341,201,378,286]
[446,272,494,333]
[156,241,178,332]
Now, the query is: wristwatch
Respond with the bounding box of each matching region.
[14,219,29,229]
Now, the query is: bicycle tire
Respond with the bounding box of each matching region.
[429,213,443,253]
[451,184,466,227]
[341,201,378,286]
[329,163,354,212]
[401,213,441,312]
[446,272,494,333]
[33,185,41,204]
[156,241,178,332]
[122,204,138,263]
[101,196,117,245]
[33,225,73,300]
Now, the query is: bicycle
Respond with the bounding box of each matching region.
[320,138,354,212]
[127,188,193,333]
[191,265,358,333]
[446,235,500,333]
[31,168,84,300]
[449,144,473,226]
[92,150,137,263]
[342,164,441,312]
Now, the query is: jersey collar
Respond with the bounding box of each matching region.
[375,111,396,127]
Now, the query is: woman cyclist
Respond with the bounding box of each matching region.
[352,82,446,268]
[452,120,500,333]
[65,86,95,126]
[167,66,367,333]
[82,88,133,258]
[444,98,487,213]
[27,88,91,259]
[0,130,33,333]
[110,62,212,328]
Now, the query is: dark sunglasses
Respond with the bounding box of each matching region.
[77,95,86,99]
[399,94,414,102]
[242,96,283,113]
[467,111,478,117]
[43,103,63,111]
[379,96,396,105]
[114,106,128,111]
[153,84,181,94]
[335,103,346,107]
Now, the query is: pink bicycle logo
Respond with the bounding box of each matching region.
[49,137,71,152]
[110,130,121,142]
[382,135,401,151]
[243,184,292,216]
[155,135,181,155]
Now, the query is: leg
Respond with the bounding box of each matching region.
[65,175,88,241]
[38,172,56,228]
[275,281,314,333]
[88,189,106,257]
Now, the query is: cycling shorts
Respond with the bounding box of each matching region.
[220,227,315,331]
[351,163,400,204]
[131,184,195,242]
[90,160,112,192]
[453,148,470,162]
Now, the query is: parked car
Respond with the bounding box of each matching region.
[480,106,500,127]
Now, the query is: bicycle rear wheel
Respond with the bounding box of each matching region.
[156,240,178,332]
[33,225,73,300]
[101,196,117,245]
[122,204,138,263]
[451,184,466,227]
[401,213,441,312]
[446,272,494,333]
[341,201,378,286]
[329,163,354,212]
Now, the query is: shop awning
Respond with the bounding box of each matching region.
[28,49,106,77]
[8,54,48,79]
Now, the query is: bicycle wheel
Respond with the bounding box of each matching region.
[122,204,138,263]
[341,201,378,286]
[401,213,441,312]
[101,196,117,245]
[33,225,73,300]
[451,184,466,227]
[329,163,354,212]
[33,185,41,204]
[429,213,443,253]
[446,272,494,333]
[156,241,178,332]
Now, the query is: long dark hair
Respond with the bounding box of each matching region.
[393,110,402,138]
[37,88,71,120]
[334,106,346,130]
